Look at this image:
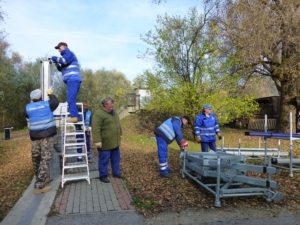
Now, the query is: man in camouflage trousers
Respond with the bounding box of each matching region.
[31,138,54,184]
[25,88,59,193]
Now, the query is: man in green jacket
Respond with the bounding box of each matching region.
[92,96,122,183]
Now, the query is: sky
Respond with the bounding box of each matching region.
[1,0,202,82]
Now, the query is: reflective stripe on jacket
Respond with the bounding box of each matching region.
[54,48,81,82]
[194,112,220,142]
[26,101,56,131]
[155,116,182,144]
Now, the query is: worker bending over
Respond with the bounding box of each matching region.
[154,116,191,177]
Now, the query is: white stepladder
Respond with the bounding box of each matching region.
[60,102,90,188]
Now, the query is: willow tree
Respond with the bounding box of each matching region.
[216,0,300,131]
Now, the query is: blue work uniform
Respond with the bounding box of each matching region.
[25,95,59,187]
[154,117,184,176]
[25,95,59,140]
[85,110,92,159]
[194,112,220,152]
[51,48,81,118]
[77,109,92,160]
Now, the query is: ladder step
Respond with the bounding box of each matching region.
[64,163,89,169]
[65,143,86,147]
[62,112,84,115]
[63,153,87,157]
[65,132,85,135]
[64,141,85,144]
[65,138,85,142]
[65,122,84,125]
[62,173,90,182]
[64,147,86,151]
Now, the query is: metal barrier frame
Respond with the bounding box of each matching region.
[181,152,283,207]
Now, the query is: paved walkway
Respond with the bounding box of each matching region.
[52,170,133,214]
[1,151,145,225]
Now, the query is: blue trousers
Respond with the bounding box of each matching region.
[201,141,216,152]
[98,148,121,177]
[66,80,81,118]
[86,132,91,158]
[155,135,169,175]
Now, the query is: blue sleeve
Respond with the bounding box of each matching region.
[214,114,220,133]
[194,114,202,137]
[60,49,76,65]
[52,49,76,66]
[172,118,183,145]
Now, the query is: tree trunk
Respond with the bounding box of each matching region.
[278,80,297,132]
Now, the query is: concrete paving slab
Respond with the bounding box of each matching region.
[46,211,145,225]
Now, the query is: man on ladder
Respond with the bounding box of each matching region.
[51,42,81,123]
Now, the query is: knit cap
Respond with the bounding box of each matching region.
[30,89,42,100]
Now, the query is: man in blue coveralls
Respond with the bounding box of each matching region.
[51,42,81,123]
[194,104,222,152]
[154,116,191,177]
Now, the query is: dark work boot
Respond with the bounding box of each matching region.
[160,173,171,178]
[99,176,110,183]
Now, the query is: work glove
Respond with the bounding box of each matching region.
[195,136,201,143]
[55,63,62,72]
[180,139,188,150]
[95,142,102,149]
[51,56,58,63]
[217,133,222,140]
[47,88,53,95]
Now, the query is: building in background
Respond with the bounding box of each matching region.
[126,88,151,113]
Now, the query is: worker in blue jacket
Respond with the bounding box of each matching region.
[84,103,92,160]
[51,42,81,123]
[76,103,93,162]
[25,88,59,193]
[154,116,191,177]
[194,104,222,152]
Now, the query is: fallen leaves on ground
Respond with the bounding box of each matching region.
[0,131,33,221]
[121,115,300,217]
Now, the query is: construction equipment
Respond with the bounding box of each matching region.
[60,103,90,188]
[181,151,283,207]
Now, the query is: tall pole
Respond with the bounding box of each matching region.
[264,114,268,164]
[289,112,293,177]
[40,60,52,100]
